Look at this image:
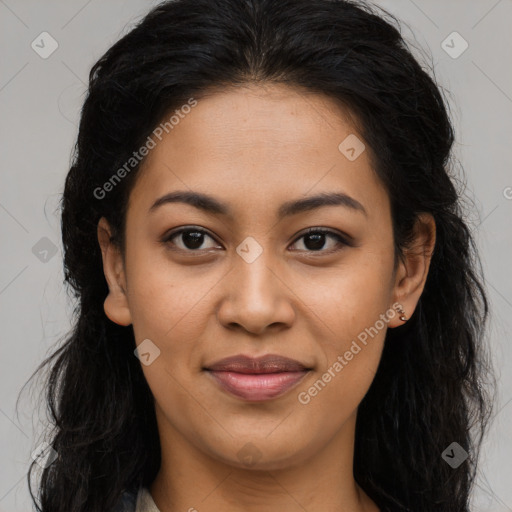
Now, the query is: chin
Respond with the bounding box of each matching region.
[210,439,313,472]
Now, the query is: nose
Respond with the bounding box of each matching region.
[216,250,296,336]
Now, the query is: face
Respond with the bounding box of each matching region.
[98,83,435,471]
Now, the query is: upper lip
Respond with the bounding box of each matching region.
[204,354,311,374]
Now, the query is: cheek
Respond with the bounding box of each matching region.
[295,345,383,442]
[296,307,389,428]
[296,247,394,336]
[125,246,211,341]
[295,247,393,405]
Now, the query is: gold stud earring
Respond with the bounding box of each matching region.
[394,303,407,322]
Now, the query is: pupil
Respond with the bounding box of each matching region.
[183,231,203,249]
[305,233,325,250]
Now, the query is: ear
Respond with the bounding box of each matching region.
[388,213,436,328]
[97,217,132,326]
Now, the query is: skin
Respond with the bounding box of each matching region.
[97,83,435,512]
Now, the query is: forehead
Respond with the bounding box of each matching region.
[128,83,389,224]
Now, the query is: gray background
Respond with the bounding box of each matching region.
[0,0,511,510]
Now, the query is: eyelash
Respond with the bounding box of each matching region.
[161,226,350,255]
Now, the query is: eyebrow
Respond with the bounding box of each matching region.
[148,190,367,219]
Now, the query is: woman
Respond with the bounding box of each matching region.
[25,0,494,510]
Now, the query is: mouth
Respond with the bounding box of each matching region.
[203,354,312,402]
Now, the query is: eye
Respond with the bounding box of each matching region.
[162,226,350,255]
[162,227,221,252]
[289,228,349,254]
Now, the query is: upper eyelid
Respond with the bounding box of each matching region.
[165,226,218,242]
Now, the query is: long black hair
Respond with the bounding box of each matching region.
[21,0,494,510]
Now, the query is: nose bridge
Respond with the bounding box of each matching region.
[217,235,295,333]
[233,237,280,306]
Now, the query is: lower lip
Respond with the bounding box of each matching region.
[206,370,309,401]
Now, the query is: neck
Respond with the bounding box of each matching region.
[149,408,379,512]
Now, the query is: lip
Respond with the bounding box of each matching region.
[204,354,312,402]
